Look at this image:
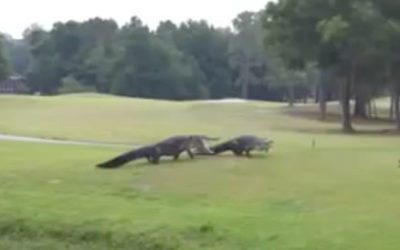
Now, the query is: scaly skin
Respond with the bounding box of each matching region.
[96,135,218,168]
[210,135,273,157]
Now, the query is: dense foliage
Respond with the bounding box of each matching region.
[0,35,10,80]
[1,14,312,102]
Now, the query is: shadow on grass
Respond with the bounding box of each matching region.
[94,156,214,170]
[94,153,272,171]
[208,154,270,159]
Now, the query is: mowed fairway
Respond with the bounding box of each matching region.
[1,94,400,250]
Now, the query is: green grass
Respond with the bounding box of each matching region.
[0,94,289,144]
[1,94,400,249]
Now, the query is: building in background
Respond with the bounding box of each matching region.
[0,75,29,94]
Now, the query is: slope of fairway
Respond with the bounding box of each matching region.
[0,94,287,144]
[0,94,396,144]
[1,94,400,249]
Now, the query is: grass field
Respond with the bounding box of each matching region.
[1,94,400,249]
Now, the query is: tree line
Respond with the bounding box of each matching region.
[0,12,314,102]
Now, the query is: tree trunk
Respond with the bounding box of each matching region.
[353,89,368,119]
[288,84,294,107]
[341,64,354,132]
[372,99,378,119]
[368,101,371,117]
[341,81,353,132]
[395,93,400,131]
[241,58,250,100]
[318,69,327,121]
[319,84,327,121]
[390,94,395,120]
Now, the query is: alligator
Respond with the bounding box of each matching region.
[209,135,273,157]
[96,135,218,168]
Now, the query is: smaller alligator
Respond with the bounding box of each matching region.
[209,135,273,157]
[96,135,218,168]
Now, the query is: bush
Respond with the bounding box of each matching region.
[58,76,97,94]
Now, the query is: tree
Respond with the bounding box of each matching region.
[374,0,400,131]
[2,35,31,75]
[262,0,393,132]
[262,1,320,107]
[0,35,10,80]
[230,11,269,99]
[23,19,119,94]
[174,20,234,98]
[111,17,207,100]
[23,25,61,94]
[73,18,119,92]
[58,75,96,94]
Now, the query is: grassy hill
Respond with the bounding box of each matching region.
[1,94,400,249]
[0,94,288,143]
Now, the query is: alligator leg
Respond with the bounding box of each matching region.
[245,150,252,158]
[234,149,244,156]
[173,153,181,161]
[150,155,160,164]
[187,150,194,159]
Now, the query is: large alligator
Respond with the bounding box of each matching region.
[209,135,273,157]
[96,135,218,168]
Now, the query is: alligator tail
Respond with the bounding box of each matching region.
[96,147,147,169]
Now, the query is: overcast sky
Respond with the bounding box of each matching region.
[1,0,269,39]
